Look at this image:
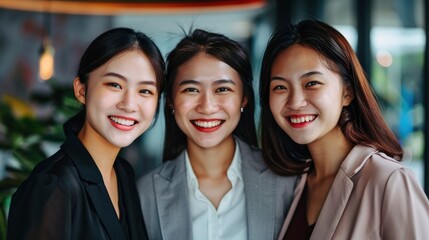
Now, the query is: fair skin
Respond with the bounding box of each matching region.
[172,52,247,208]
[73,50,158,217]
[269,44,354,225]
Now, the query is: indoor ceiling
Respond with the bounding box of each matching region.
[0,0,266,15]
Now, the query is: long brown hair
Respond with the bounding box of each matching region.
[259,19,403,176]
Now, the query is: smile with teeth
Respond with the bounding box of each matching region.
[289,115,316,124]
[192,120,223,128]
[110,116,136,126]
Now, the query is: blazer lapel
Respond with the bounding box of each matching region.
[85,183,126,239]
[239,139,277,240]
[115,160,148,240]
[311,145,377,239]
[278,174,307,239]
[153,153,192,240]
[62,135,125,239]
[311,170,353,240]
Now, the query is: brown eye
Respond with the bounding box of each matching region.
[183,88,199,93]
[140,89,153,95]
[107,82,122,89]
[272,85,287,91]
[216,87,232,93]
[306,81,320,87]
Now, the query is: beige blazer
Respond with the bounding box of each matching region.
[278,145,429,240]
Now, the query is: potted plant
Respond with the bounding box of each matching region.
[0,82,79,239]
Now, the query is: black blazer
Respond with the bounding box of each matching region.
[7,115,148,240]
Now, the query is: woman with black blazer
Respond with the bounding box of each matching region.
[7,27,165,240]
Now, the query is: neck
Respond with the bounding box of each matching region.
[307,127,354,180]
[187,136,236,178]
[78,125,119,178]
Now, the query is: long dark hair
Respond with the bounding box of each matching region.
[163,29,257,161]
[76,27,165,119]
[259,19,403,175]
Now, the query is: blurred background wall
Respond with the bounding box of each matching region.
[0,0,426,196]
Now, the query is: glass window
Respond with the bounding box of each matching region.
[371,0,425,184]
[324,0,425,185]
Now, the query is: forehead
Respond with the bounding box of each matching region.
[87,50,157,84]
[271,44,334,75]
[174,53,242,85]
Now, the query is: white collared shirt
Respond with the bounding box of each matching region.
[185,142,247,240]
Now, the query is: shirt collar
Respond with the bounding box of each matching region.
[185,140,243,189]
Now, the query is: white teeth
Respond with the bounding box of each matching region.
[290,115,315,124]
[193,120,222,128]
[110,116,135,126]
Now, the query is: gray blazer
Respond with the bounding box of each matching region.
[138,137,297,240]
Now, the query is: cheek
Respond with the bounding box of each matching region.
[173,97,194,115]
[269,95,283,115]
[219,96,242,111]
[141,98,159,116]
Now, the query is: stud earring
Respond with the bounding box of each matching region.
[240,107,244,113]
[171,109,175,114]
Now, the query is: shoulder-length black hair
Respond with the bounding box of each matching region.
[163,29,257,161]
[259,19,403,176]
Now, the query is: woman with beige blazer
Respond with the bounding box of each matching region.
[258,19,429,239]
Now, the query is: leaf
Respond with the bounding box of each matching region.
[0,178,22,192]
[0,204,7,240]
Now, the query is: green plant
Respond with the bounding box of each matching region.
[0,82,80,239]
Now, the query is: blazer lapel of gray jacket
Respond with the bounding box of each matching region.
[153,153,192,240]
[239,139,277,240]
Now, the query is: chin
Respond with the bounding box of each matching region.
[289,137,312,145]
[112,139,135,148]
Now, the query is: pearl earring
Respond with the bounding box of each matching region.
[171,109,175,114]
[240,107,244,113]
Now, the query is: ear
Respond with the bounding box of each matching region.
[241,96,248,109]
[343,86,354,107]
[73,78,86,105]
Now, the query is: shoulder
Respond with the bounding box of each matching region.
[10,149,82,214]
[348,145,418,190]
[138,153,186,191]
[236,137,263,167]
[364,149,407,179]
[237,138,298,183]
[18,149,81,194]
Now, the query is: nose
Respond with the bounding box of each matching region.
[286,89,307,110]
[117,90,137,112]
[196,92,219,114]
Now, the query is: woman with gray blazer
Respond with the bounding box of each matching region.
[138,29,296,240]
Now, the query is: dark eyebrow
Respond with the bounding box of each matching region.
[301,71,323,78]
[270,76,286,81]
[103,72,126,80]
[270,71,323,81]
[178,79,200,86]
[213,79,236,85]
[103,72,156,86]
[178,79,237,86]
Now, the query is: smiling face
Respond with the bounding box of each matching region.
[269,44,352,147]
[74,50,158,151]
[171,53,247,150]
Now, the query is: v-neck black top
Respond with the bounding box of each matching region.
[7,112,148,240]
[284,184,315,240]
